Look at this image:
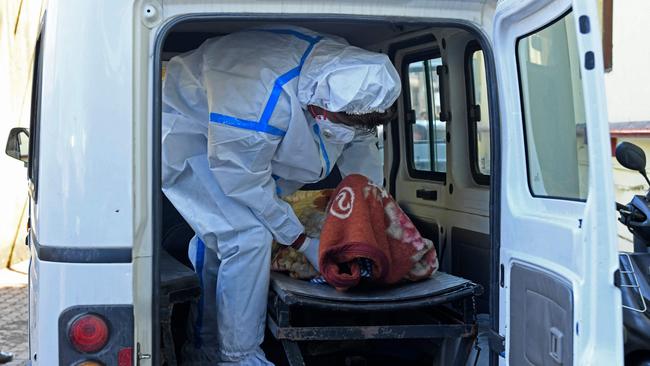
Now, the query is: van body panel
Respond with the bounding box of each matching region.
[571,0,624,361]
[29,250,133,364]
[36,0,135,249]
[160,0,496,28]
[493,0,623,364]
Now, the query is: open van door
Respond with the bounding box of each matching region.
[493,0,623,364]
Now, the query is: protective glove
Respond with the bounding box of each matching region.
[298,236,320,272]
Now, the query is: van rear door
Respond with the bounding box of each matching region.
[493,0,622,364]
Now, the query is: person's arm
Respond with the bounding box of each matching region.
[207,124,304,245]
[337,131,384,185]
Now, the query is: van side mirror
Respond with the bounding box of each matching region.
[616,142,646,172]
[5,127,30,167]
[616,141,650,186]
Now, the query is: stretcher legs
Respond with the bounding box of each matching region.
[267,293,478,365]
[281,340,306,366]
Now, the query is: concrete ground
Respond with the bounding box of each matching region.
[0,261,28,366]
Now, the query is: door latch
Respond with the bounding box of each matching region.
[137,343,151,364]
[549,327,563,364]
[416,189,437,201]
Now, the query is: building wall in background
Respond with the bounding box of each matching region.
[603,0,650,251]
[604,0,650,124]
[0,1,45,266]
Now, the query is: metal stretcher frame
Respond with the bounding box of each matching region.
[267,272,484,366]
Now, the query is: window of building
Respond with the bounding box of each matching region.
[517,11,589,200]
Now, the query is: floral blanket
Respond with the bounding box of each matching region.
[270,189,333,279]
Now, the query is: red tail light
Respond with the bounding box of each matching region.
[68,314,110,353]
[118,347,133,366]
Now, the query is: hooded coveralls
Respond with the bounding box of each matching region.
[161,26,401,365]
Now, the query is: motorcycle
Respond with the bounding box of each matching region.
[615,142,650,366]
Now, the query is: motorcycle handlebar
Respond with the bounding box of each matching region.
[617,201,647,222]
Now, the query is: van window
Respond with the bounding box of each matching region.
[405,55,446,181]
[517,12,588,200]
[465,43,491,184]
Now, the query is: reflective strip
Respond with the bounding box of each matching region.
[193,238,206,348]
[258,37,319,125]
[210,30,322,136]
[313,124,331,176]
[210,113,287,137]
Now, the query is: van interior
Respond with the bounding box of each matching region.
[156,17,496,366]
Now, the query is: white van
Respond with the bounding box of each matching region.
[5,0,623,365]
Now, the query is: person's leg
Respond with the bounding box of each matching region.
[183,228,273,366]
[172,156,274,365]
[214,225,273,365]
[182,236,222,363]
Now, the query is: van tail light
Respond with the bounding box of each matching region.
[68,314,110,353]
[118,347,133,366]
[76,361,104,366]
[59,305,133,365]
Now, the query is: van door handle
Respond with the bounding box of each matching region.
[549,327,563,364]
[416,189,437,201]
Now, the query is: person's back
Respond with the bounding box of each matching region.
[163,27,317,137]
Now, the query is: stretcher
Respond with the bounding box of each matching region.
[267,271,483,366]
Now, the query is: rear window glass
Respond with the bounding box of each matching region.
[517,11,589,200]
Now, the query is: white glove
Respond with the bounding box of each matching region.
[298,236,320,272]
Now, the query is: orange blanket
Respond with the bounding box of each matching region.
[319,174,439,290]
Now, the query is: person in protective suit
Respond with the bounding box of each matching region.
[162,25,401,365]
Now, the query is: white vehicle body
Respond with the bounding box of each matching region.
[19,0,621,364]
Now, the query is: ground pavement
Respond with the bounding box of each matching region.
[0,261,28,365]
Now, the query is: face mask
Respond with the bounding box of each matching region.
[314,114,356,145]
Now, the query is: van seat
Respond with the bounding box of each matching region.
[162,195,195,267]
[159,248,201,365]
[160,249,200,300]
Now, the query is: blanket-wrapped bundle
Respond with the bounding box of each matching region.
[319,174,438,291]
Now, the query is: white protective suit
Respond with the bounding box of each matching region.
[162,26,401,365]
